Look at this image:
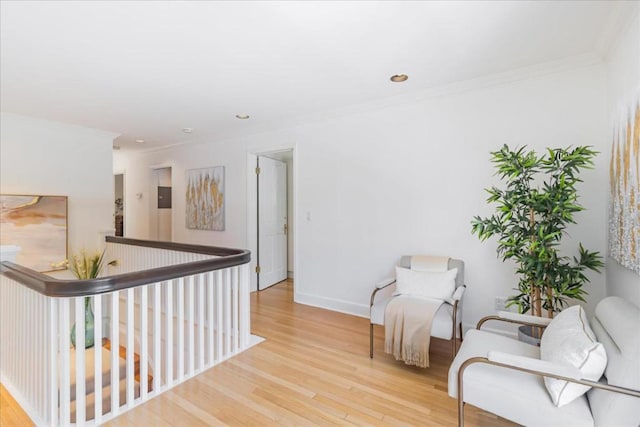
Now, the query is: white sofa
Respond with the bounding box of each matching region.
[448,296,640,426]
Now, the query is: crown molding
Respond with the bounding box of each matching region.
[595,1,639,59]
[271,52,604,131]
[125,51,606,155]
[1,111,121,140]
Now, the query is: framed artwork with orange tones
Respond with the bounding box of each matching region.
[0,194,68,272]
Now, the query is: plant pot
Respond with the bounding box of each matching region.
[518,325,542,347]
[71,297,95,349]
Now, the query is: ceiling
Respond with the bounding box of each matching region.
[0,1,625,152]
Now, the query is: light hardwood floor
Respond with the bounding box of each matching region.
[1,280,514,426]
[0,383,33,427]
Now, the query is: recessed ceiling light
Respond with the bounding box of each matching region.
[182,127,194,134]
[135,139,145,143]
[235,114,250,120]
[390,74,408,82]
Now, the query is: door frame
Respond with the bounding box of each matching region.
[246,146,298,295]
[113,170,126,237]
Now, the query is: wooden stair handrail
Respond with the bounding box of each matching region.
[0,237,251,297]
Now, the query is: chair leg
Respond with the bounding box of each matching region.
[458,396,465,427]
[451,335,456,359]
[451,322,464,358]
[452,302,458,359]
[370,323,374,358]
[458,363,466,427]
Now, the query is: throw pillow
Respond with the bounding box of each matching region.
[394,267,457,300]
[540,305,607,407]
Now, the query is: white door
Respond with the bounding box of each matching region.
[258,156,287,289]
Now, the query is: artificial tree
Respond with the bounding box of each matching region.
[472,144,604,320]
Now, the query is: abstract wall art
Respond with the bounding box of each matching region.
[0,194,68,272]
[186,166,225,231]
[609,97,640,275]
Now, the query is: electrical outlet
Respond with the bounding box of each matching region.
[494,296,509,312]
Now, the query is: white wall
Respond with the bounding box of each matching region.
[115,61,609,329]
[604,8,640,306]
[1,113,117,252]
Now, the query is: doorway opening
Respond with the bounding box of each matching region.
[114,173,125,236]
[150,167,172,241]
[248,149,295,295]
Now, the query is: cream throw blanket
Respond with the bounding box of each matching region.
[384,295,443,368]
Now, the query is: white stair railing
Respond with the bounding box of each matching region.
[0,237,251,426]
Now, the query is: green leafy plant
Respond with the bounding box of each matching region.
[68,248,117,280]
[472,145,604,318]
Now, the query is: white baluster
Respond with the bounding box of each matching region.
[153,282,162,390]
[48,297,59,426]
[198,274,205,370]
[126,288,135,406]
[75,297,86,426]
[177,278,184,380]
[110,291,120,416]
[232,267,239,353]
[165,280,173,386]
[59,298,71,426]
[39,295,44,417]
[215,270,223,362]
[207,272,214,365]
[17,286,23,402]
[94,294,103,423]
[188,275,195,374]
[239,263,250,348]
[32,295,38,418]
[224,269,231,357]
[140,285,149,399]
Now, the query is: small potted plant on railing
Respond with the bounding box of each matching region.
[471,145,604,343]
[69,249,117,349]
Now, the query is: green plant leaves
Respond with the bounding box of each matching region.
[471,145,603,316]
[69,248,116,280]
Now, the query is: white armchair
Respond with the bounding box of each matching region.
[448,296,640,426]
[369,256,466,359]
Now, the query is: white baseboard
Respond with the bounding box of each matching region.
[249,334,265,347]
[291,294,521,341]
[294,291,369,318]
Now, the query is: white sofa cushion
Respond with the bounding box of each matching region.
[394,267,457,300]
[587,296,640,427]
[540,305,607,407]
[448,329,594,427]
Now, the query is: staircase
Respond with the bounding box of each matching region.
[67,339,151,422]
